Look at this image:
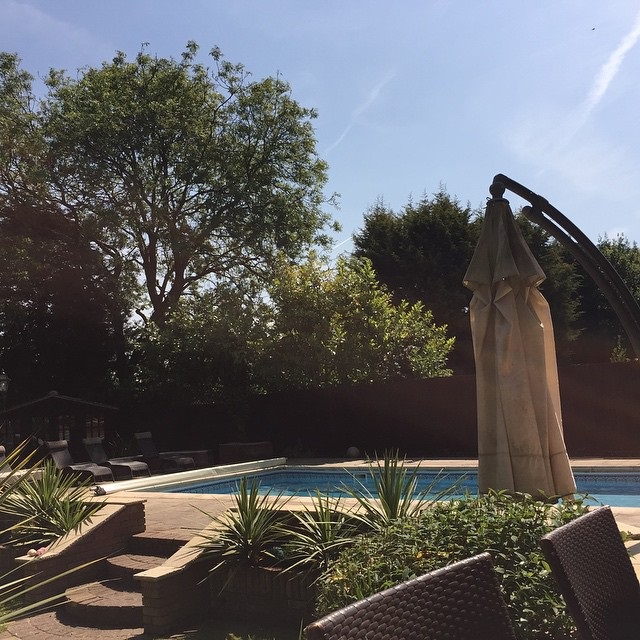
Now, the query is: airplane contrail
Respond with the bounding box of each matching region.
[325,69,396,155]
[585,8,640,116]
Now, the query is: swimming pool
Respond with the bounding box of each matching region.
[157,467,640,508]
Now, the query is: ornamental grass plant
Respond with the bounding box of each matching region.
[341,449,464,531]
[280,490,358,574]
[198,476,291,575]
[0,460,103,546]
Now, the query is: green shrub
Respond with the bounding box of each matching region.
[195,454,594,639]
[198,477,291,574]
[0,460,103,546]
[315,491,591,640]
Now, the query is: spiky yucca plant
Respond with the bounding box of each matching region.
[343,450,461,530]
[282,490,358,574]
[198,477,291,573]
[0,442,101,624]
[0,460,103,546]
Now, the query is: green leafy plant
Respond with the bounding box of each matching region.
[610,335,630,363]
[0,443,103,625]
[281,490,358,574]
[199,477,291,574]
[342,450,461,530]
[0,460,103,546]
[104,431,136,458]
[315,490,591,640]
[0,441,40,514]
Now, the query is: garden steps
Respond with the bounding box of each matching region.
[106,552,169,584]
[125,530,186,556]
[62,531,186,629]
[64,580,143,628]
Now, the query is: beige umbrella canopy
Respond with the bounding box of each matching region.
[464,184,576,497]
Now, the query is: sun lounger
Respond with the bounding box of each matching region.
[44,439,113,483]
[83,437,151,481]
[133,431,195,473]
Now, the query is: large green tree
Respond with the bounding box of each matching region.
[352,190,477,372]
[0,202,121,401]
[572,233,640,362]
[0,53,47,205]
[352,190,584,371]
[256,254,454,390]
[0,44,337,328]
[133,254,453,413]
[133,285,265,405]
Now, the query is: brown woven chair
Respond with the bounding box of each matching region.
[304,552,516,640]
[539,505,640,640]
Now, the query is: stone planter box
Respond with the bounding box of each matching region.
[210,565,315,625]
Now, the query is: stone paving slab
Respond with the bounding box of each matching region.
[0,612,301,640]
[0,613,147,639]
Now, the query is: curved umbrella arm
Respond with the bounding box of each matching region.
[492,174,640,358]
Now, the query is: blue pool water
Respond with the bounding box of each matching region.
[164,468,640,508]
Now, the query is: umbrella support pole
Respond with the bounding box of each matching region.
[491,174,640,359]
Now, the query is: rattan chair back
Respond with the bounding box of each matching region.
[304,552,516,640]
[540,505,640,640]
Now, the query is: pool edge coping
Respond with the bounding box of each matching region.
[102,457,640,496]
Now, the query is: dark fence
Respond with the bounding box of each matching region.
[119,362,640,460]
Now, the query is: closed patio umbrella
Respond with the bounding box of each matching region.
[463,182,576,497]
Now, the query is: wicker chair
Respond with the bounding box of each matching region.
[304,552,516,640]
[539,505,640,640]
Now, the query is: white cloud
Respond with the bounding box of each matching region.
[353,69,396,118]
[324,123,354,157]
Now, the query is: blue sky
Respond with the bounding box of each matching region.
[2,0,640,253]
